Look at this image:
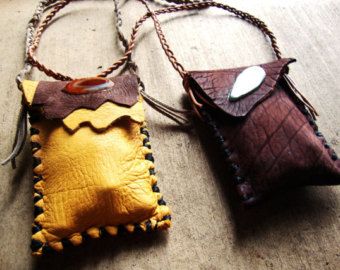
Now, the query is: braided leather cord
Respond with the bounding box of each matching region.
[113,0,193,125]
[16,0,59,87]
[2,0,59,167]
[26,0,192,80]
[139,0,282,78]
[27,0,73,80]
[27,0,281,81]
[27,0,135,81]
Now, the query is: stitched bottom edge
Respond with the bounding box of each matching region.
[201,92,340,206]
[200,109,257,205]
[30,123,171,256]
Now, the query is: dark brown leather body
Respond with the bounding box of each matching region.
[33,74,139,119]
[184,59,340,205]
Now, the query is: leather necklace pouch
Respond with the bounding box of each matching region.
[140,0,340,205]
[5,0,171,256]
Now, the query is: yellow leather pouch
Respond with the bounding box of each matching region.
[22,74,171,256]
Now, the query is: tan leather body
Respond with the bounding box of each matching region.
[23,79,171,256]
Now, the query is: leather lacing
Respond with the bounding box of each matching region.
[27,0,131,81]
[4,0,176,255]
[3,0,197,166]
[137,0,318,118]
[113,0,193,125]
[30,122,171,255]
[136,0,340,203]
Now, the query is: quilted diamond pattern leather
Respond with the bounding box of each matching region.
[184,59,340,204]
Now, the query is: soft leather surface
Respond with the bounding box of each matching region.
[184,59,340,204]
[22,78,171,256]
[22,80,39,105]
[188,58,295,117]
[2,1,340,268]
[62,98,145,132]
[28,74,139,119]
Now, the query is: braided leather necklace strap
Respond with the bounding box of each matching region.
[16,0,59,87]
[111,2,212,79]
[138,0,282,77]
[113,0,193,125]
[27,0,282,81]
[2,0,60,167]
[139,0,189,78]
[27,0,73,80]
[27,0,134,81]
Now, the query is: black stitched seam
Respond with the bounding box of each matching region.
[30,127,40,135]
[140,126,171,213]
[301,106,339,161]
[32,125,171,255]
[200,108,256,203]
[30,133,46,254]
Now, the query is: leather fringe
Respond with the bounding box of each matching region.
[140,89,193,126]
[1,105,27,168]
[283,74,318,120]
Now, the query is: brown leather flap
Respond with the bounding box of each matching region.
[29,74,139,119]
[185,58,296,117]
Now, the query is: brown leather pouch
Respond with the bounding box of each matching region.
[183,58,340,204]
[139,1,340,204]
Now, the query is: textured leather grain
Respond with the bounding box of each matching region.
[31,74,139,119]
[188,58,295,117]
[62,98,145,132]
[22,77,171,256]
[184,59,340,204]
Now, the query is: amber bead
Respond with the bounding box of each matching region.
[65,77,114,95]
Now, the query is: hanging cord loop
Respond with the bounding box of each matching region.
[2,0,60,167]
[4,0,199,166]
[138,0,317,118]
[27,0,283,81]
[138,0,282,79]
[27,0,136,80]
[16,0,59,89]
[113,0,193,125]
[137,0,282,116]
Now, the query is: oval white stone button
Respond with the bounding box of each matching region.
[229,66,266,101]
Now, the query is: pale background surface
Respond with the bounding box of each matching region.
[0,0,339,269]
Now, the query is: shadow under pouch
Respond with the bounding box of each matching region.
[2,0,170,256]
[137,0,340,205]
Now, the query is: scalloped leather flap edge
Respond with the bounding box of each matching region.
[22,74,139,119]
[185,58,296,117]
[22,75,144,132]
[62,98,145,132]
